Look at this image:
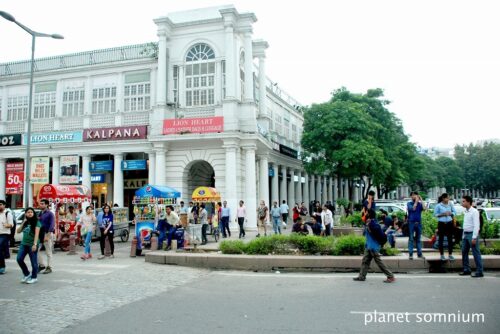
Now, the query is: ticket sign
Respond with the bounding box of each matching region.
[163,116,224,135]
[6,162,24,194]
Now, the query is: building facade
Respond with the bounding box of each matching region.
[0,5,341,229]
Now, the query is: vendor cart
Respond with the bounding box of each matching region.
[37,184,91,251]
[93,207,131,242]
[132,185,181,250]
[191,186,222,242]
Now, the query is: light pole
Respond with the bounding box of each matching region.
[0,11,63,208]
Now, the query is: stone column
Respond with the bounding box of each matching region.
[295,170,302,203]
[154,144,167,186]
[113,153,124,207]
[322,176,328,204]
[288,169,295,207]
[310,175,316,202]
[316,176,322,204]
[343,179,350,202]
[243,31,254,102]
[280,166,288,207]
[243,144,257,230]
[271,164,279,204]
[148,152,156,185]
[156,28,167,106]
[258,155,269,206]
[51,156,60,185]
[258,55,266,117]
[224,23,236,99]
[303,174,310,206]
[333,177,339,201]
[224,140,239,229]
[82,155,91,191]
[328,177,333,203]
[0,158,5,200]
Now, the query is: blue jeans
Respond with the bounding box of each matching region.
[408,222,422,257]
[17,245,38,279]
[167,227,177,247]
[157,230,167,250]
[0,234,9,269]
[272,217,281,234]
[84,231,93,254]
[462,232,483,274]
[221,216,230,237]
[387,230,400,248]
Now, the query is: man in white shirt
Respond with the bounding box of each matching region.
[459,195,483,278]
[280,200,289,227]
[0,200,14,274]
[321,204,334,236]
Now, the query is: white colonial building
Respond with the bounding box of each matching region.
[0,5,342,229]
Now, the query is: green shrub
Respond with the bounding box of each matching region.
[336,198,350,210]
[480,241,500,255]
[421,211,438,238]
[380,247,401,256]
[333,234,365,255]
[287,234,335,255]
[481,221,500,239]
[344,213,364,228]
[219,240,247,254]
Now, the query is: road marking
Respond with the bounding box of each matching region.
[214,272,499,279]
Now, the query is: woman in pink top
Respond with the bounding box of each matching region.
[236,200,247,238]
[78,206,96,260]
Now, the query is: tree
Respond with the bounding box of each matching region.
[435,157,465,192]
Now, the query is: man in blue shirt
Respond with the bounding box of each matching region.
[37,199,55,274]
[361,190,376,222]
[434,193,457,261]
[221,201,231,238]
[353,209,395,283]
[407,191,425,260]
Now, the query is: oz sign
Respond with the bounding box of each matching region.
[0,134,22,147]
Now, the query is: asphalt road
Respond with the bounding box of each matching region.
[1,241,499,334]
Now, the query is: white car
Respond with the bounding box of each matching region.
[483,208,500,222]
[376,202,407,214]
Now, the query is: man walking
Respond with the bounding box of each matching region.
[353,209,395,283]
[38,199,55,274]
[407,191,425,260]
[460,196,483,278]
[321,204,333,236]
[434,193,456,261]
[221,201,231,238]
[236,200,246,239]
[280,200,289,228]
[271,201,282,235]
[0,200,14,274]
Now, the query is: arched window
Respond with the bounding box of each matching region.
[185,43,216,107]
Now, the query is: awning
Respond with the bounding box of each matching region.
[191,187,221,202]
[37,184,91,204]
[135,184,181,199]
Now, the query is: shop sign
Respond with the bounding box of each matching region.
[30,157,50,184]
[78,174,106,183]
[6,162,24,194]
[0,134,22,147]
[89,161,113,172]
[279,144,298,159]
[60,155,79,184]
[271,140,280,151]
[24,131,83,145]
[269,168,274,177]
[124,178,148,189]
[163,116,224,135]
[83,125,148,142]
[121,160,147,171]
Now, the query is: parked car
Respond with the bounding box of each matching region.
[483,208,500,222]
[376,202,406,214]
[13,208,42,243]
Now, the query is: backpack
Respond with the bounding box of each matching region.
[368,220,387,246]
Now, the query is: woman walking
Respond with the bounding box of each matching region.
[78,206,96,260]
[256,200,269,237]
[16,208,41,284]
[98,205,114,259]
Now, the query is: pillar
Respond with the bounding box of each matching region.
[303,174,310,206]
[243,31,254,102]
[82,155,91,192]
[155,144,166,186]
[271,164,279,204]
[288,169,295,207]
[295,170,302,203]
[243,144,257,230]
[258,155,269,206]
[343,179,350,201]
[224,23,236,99]
[322,176,328,204]
[51,156,60,185]
[280,166,288,206]
[258,56,266,116]
[156,28,167,106]
[113,153,124,207]
[224,140,239,228]
[328,177,333,203]
[316,176,321,204]
[310,175,316,202]
[0,158,5,200]
[333,177,339,201]
[148,152,156,185]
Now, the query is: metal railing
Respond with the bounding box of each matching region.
[0,42,158,77]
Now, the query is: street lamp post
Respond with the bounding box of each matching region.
[0,11,63,208]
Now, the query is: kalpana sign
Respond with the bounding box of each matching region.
[83,126,148,142]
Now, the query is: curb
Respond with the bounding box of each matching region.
[145,252,500,272]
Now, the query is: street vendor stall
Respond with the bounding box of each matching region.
[191,186,222,243]
[132,185,181,250]
[37,184,91,251]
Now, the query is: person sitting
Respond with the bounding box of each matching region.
[386,214,404,248]
[380,210,393,232]
[165,206,181,250]
[155,215,168,250]
[309,216,322,236]
[292,217,309,235]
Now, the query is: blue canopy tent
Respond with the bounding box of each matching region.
[135,184,181,199]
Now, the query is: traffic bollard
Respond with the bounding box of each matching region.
[150,235,158,251]
[67,234,77,255]
[130,236,137,257]
[104,237,111,257]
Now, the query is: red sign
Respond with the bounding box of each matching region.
[163,116,224,135]
[37,184,91,204]
[83,125,148,142]
[6,162,24,195]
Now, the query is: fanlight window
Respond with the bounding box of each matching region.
[186,43,215,62]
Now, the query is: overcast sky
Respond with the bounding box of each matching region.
[1,0,498,148]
